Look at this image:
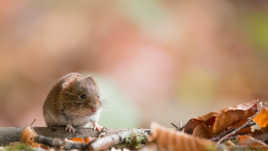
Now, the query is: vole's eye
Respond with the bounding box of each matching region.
[80,94,87,99]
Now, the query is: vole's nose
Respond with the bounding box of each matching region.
[91,107,97,112]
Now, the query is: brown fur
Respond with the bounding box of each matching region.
[43,73,102,130]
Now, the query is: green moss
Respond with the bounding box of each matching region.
[121,131,148,149]
[2,143,34,151]
[231,139,239,145]
[206,145,218,151]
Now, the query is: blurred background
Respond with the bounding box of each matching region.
[0,0,268,128]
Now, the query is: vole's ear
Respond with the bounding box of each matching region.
[47,73,80,97]
[83,75,97,85]
[61,72,80,89]
[83,75,99,93]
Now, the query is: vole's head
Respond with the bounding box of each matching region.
[59,73,102,115]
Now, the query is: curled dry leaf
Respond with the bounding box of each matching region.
[184,100,258,138]
[253,107,268,128]
[149,122,216,151]
[20,126,41,148]
[238,135,268,148]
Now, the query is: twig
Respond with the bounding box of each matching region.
[34,129,150,150]
[211,127,234,142]
[34,135,87,150]
[217,120,255,144]
[90,129,150,150]
[0,127,150,146]
[0,127,23,145]
[30,119,36,127]
[170,122,179,130]
[170,122,184,131]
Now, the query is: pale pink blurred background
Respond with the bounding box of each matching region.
[1,0,268,128]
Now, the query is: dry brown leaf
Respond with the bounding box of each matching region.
[138,143,158,151]
[238,135,268,148]
[184,100,258,138]
[69,137,94,144]
[213,101,258,134]
[150,122,216,151]
[192,123,212,139]
[20,126,41,148]
[253,107,268,128]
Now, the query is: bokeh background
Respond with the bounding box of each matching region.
[1,0,268,128]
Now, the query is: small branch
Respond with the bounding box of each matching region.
[0,127,150,146]
[211,127,234,142]
[90,129,150,150]
[170,122,179,130]
[170,122,184,131]
[217,120,255,144]
[0,127,23,145]
[34,135,87,150]
[34,129,150,150]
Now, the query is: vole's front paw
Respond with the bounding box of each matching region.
[93,122,103,132]
[65,124,76,133]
